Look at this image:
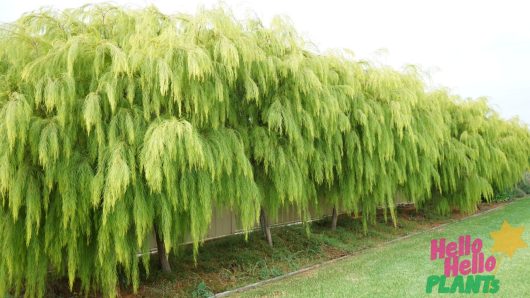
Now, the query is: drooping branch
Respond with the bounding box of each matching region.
[0,4,528,298]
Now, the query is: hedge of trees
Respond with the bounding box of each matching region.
[0,5,529,297]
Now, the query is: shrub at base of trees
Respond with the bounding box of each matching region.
[0,4,529,297]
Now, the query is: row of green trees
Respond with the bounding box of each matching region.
[0,5,529,297]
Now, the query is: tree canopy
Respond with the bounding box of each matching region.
[0,4,529,297]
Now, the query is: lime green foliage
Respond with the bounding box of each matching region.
[0,4,529,297]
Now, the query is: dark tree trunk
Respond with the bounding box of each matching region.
[260,208,273,247]
[331,206,338,231]
[154,224,172,273]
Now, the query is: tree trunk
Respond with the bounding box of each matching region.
[154,224,172,273]
[260,208,273,247]
[331,206,338,231]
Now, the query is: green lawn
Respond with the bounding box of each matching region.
[234,198,530,298]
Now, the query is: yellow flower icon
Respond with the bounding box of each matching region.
[490,220,527,258]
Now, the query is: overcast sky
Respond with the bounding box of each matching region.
[1,0,529,124]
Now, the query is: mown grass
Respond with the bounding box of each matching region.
[131,201,509,297]
[234,197,530,298]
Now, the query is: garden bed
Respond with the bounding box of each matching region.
[119,200,513,297]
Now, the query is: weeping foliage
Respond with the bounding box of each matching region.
[0,4,529,297]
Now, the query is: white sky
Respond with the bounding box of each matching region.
[1,0,529,124]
